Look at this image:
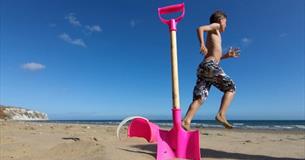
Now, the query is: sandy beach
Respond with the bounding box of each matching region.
[0,121,304,160]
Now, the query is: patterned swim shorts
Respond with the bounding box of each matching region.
[193,59,236,101]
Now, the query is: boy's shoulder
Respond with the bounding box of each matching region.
[207,23,220,34]
[199,23,220,32]
[209,23,220,30]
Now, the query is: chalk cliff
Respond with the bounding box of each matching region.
[0,105,48,120]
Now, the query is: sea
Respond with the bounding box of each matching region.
[36,120,305,131]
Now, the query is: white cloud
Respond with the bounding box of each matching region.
[130,20,136,28]
[130,19,141,28]
[85,25,102,32]
[22,62,46,71]
[65,13,81,27]
[59,33,86,47]
[279,33,288,38]
[241,37,252,47]
[241,37,251,43]
[49,23,56,27]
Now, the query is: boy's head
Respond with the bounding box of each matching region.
[210,11,227,32]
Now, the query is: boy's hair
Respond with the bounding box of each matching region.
[210,11,227,24]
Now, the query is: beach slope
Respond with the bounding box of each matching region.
[0,121,304,160]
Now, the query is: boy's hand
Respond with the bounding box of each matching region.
[227,47,240,58]
[200,45,208,55]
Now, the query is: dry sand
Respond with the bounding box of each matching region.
[0,121,304,160]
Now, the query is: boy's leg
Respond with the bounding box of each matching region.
[182,97,203,131]
[182,77,211,131]
[212,66,236,129]
[216,90,235,129]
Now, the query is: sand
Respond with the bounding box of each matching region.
[0,121,304,160]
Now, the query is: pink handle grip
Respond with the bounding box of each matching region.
[158,3,185,31]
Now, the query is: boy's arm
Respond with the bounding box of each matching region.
[221,54,231,60]
[221,47,240,60]
[197,23,220,55]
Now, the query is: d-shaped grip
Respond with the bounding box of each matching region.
[158,3,185,31]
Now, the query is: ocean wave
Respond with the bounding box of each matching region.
[157,123,173,127]
[274,125,293,129]
[101,122,305,131]
[295,125,305,129]
[245,125,271,129]
[201,124,223,128]
[233,123,244,126]
[39,120,305,131]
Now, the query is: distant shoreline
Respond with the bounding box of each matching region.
[20,119,305,132]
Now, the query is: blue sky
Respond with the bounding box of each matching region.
[1,0,304,120]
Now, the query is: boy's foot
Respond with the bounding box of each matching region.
[215,113,233,129]
[182,120,191,131]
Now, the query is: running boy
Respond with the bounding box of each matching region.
[182,11,239,130]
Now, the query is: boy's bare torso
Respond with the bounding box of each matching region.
[205,30,222,63]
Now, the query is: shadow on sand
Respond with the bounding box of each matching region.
[120,144,303,160]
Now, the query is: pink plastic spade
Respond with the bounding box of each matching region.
[126,3,201,160]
